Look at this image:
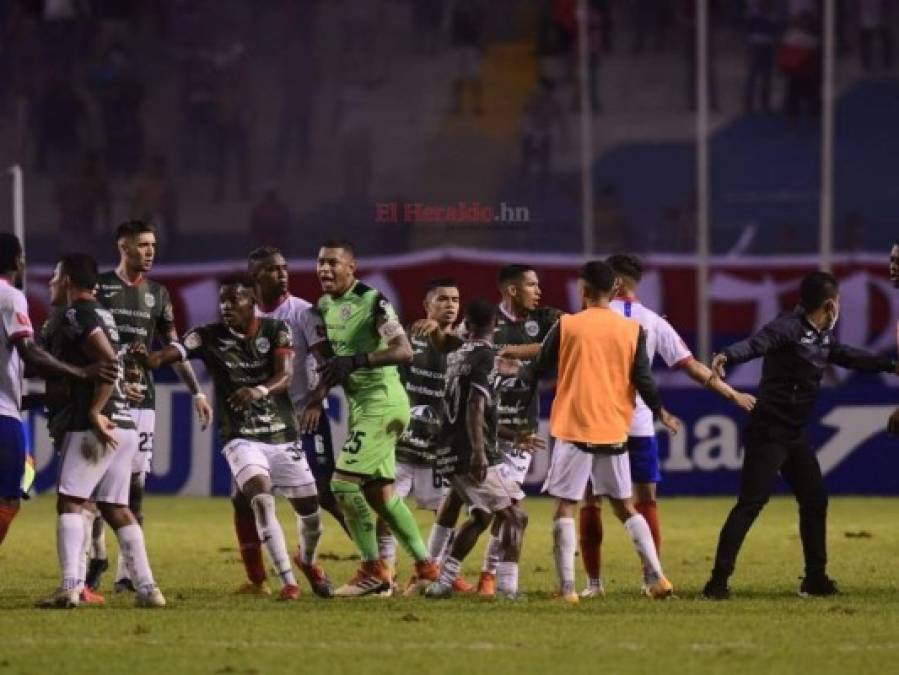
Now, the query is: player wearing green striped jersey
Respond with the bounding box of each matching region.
[314,240,439,597]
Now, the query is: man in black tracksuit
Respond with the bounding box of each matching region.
[702,272,898,599]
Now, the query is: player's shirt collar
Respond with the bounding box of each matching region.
[228,317,261,340]
[115,268,144,287]
[498,301,526,322]
[0,276,9,286]
[259,292,290,313]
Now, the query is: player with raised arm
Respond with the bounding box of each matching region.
[424,300,529,599]
[93,221,212,593]
[134,277,331,600]
[0,235,117,551]
[228,246,345,597]
[376,278,474,593]
[578,254,756,597]
[315,240,439,597]
[473,264,557,596]
[528,261,680,604]
[38,254,164,608]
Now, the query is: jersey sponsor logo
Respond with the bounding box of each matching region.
[144,293,156,308]
[184,332,202,350]
[256,336,271,354]
[340,304,354,321]
[218,338,237,349]
[524,320,539,337]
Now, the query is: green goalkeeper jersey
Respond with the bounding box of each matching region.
[317,281,408,413]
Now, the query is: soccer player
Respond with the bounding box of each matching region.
[94,220,212,593]
[479,264,560,595]
[39,254,164,608]
[424,300,528,599]
[702,271,899,599]
[577,254,757,597]
[315,240,439,597]
[0,235,117,551]
[135,277,331,600]
[377,278,474,593]
[229,246,344,596]
[530,260,679,604]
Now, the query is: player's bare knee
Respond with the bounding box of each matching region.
[609,497,635,523]
[554,498,577,520]
[289,495,320,517]
[57,494,83,515]
[241,474,272,501]
[97,503,133,530]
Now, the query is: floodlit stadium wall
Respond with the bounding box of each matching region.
[22,249,899,496]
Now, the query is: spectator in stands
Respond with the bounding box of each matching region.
[744,0,780,114]
[859,0,893,72]
[131,154,179,253]
[249,189,291,253]
[450,0,486,115]
[680,0,720,112]
[520,78,568,183]
[777,10,821,119]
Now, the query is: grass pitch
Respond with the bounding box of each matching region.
[1,495,898,675]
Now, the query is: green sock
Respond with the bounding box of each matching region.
[382,495,429,562]
[331,479,379,561]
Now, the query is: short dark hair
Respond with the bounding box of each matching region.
[115,220,156,241]
[498,264,535,287]
[425,277,458,294]
[799,271,839,311]
[606,253,644,282]
[0,233,22,274]
[465,298,497,334]
[219,273,255,294]
[247,246,283,272]
[579,260,617,298]
[60,253,98,290]
[320,239,355,257]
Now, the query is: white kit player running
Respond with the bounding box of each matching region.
[38,254,164,609]
[578,254,756,597]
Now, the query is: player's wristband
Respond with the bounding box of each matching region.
[254,385,270,398]
[193,393,207,401]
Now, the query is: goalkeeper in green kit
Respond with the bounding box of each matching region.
[314,241,440,596]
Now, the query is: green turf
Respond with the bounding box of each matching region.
[1,495,898,675]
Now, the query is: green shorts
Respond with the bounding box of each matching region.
[336,402,410,481]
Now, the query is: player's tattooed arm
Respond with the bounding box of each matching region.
[229,350,294,410]
[467,388,489,483]
[14,336,118,384]
[81,328,121,449]
[681,358,756,412]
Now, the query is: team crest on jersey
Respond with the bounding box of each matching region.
[144,293,156,308]
[184,332,202,350]
[256,336,271,353]
[524,320,539,337]
[340,304,353,321]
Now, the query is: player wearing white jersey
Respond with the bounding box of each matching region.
[0,235,117,552]
[229,247,340,597]
[578,255,756,597]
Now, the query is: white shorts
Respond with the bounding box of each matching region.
[498,439,530,501]
[543,439,632,501]
[395,461,446,511]
[129,408,155,475]
[57,428,139,505]
[449,464,516,515]
[223,438,318,499]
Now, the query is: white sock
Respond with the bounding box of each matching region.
[482,535,502,574]
[297,509,323,566]
[251,493,297,587]
[624,514,663,582]
[115,549,131,582]
[438,556,461,587]
[427,524,454,561]
[57,513,84,591]
[116,523,156,593]
[91,515,107,559]
[378,535,397,568]
[78,510,95,591]
[496,561,519,595]
[553,517,576,595]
